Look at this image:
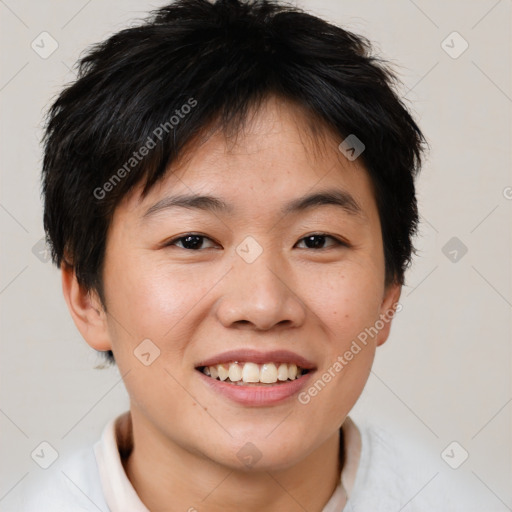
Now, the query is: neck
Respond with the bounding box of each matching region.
[120,410,344,512]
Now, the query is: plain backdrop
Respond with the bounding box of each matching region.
[1,0,511,509]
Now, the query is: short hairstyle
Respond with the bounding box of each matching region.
[41,0,426,366]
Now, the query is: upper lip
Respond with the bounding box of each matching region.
[195,349,316,370]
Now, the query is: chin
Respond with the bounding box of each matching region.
[204,429,315,473]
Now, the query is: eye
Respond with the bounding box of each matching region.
[295,233,347,250]
[164,233,218,250]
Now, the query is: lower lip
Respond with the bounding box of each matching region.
[197,370,314,406]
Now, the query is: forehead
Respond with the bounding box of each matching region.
[118,97,377,224]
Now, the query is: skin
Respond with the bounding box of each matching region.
[62,95,401,512]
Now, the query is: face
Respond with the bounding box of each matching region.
[77,96,400,471]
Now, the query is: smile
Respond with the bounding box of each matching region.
[195,349,316,405]
[199,362,310,385]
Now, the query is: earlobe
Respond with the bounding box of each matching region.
[61,263,112,352]
[375,282,402,347]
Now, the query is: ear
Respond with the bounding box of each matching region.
[375,281,402,348]
[61,263,112,352]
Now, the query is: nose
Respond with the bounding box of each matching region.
[214,247,307,331]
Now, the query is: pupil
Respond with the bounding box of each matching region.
[183,235,202,250]
[305,235,324,249]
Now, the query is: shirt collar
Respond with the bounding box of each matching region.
[94,411,148,511]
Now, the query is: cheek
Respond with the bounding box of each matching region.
[309,262,384,340]
[298,269,380,423]
[103,254,235,387]
[106,254,213,340]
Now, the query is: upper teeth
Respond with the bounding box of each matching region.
[202,362,305,383]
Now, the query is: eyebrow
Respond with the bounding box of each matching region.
[142,188,363,220]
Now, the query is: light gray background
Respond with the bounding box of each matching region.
[1,0,511,509]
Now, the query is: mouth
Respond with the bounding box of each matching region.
[194,349,316,406]
[197,362,311,386]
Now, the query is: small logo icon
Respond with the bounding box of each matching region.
[441,441,469,469]
[236,442,262,468]
[31,32,59,59]
[441,32,469,59]
[236,236,263,264]
[31,237,51,263]
[134,338,161,366]
[338,134,365,161]
[442,236,468,263]
[31,441,59,469]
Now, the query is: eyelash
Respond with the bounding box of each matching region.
[164,233,349,251]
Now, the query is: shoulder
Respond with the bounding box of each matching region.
[19,442,108,512]
[346,417,492,511]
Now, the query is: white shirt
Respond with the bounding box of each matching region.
[18,411,491,511]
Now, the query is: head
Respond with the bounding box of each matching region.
[43,0,425,471]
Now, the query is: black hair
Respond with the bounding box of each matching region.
[42,0,427,366]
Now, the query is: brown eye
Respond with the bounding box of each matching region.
[166,234,217,250]
[295,234,346,250]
